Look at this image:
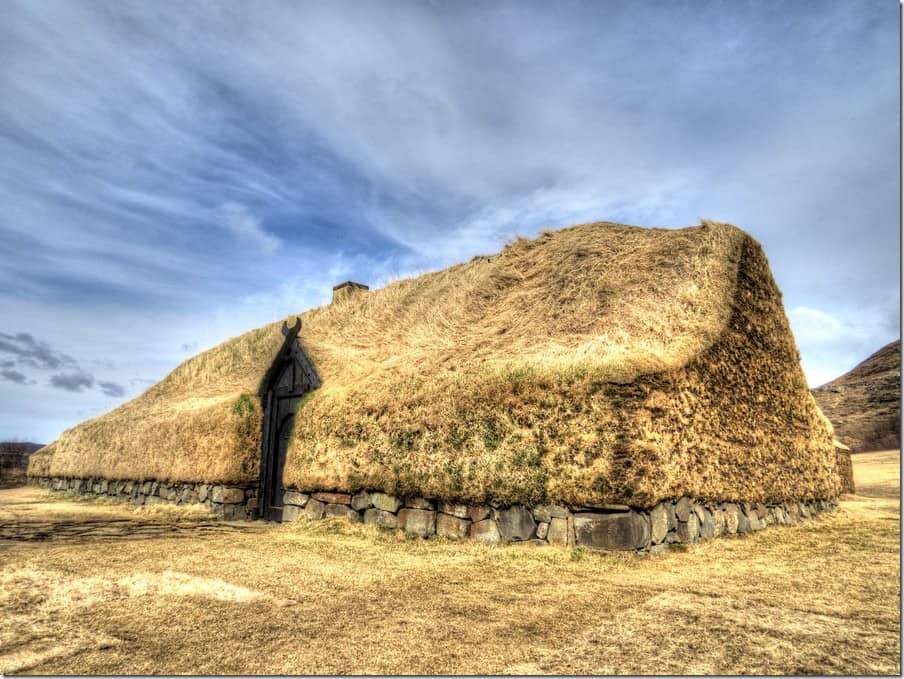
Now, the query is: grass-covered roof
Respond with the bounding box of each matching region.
[29,220,840,506]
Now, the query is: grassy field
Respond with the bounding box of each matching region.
[1,451,899,675]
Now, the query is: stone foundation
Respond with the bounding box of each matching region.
[30,476,838,551]
[30,476,257,520]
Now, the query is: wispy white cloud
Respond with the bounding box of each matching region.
[220,202,280,254]
[788,305,897,388]
[789,306,869,348]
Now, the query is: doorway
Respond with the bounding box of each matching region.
[258,319,320,521]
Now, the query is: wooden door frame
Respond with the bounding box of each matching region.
[257,319,320,520]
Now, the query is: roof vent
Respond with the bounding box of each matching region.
[332,280,369,304]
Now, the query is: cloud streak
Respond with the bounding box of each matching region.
[1,369,29,384]
[0,332,76,370]
[49,372,94,393]
[0,329,130,398]
[220,202,280,254]
[98,381,125,397]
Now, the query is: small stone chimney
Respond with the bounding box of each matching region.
[332,280,369,304]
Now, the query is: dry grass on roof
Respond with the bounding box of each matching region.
[28,323,288,482]
[31,220,745,487]
[284,232,837,506]
[29,220,835,507]
[297,220,743,387]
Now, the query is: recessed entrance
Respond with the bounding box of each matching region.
[258,318,320,521]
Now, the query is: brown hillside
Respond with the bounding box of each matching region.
[812,340,901,453]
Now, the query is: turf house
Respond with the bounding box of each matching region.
[29,220,848,551]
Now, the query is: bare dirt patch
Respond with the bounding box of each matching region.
[1,458,899,674]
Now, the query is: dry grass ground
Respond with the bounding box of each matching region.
[2,451,900,675]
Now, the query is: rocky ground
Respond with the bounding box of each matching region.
[812,340,900,452]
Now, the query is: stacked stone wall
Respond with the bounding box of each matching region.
[30,476,837,551]
[31,476,257,520]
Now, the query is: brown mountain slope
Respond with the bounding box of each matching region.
[812,340,901,452]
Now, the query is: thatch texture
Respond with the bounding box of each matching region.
[834,440,855,494]
[29,220,839,506]
[28,327,282,484]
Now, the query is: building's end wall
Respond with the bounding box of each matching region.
[836,448,855,494]
[604,234,839,507]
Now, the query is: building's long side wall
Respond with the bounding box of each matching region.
[28,232,840,509]
[27,395,264,485]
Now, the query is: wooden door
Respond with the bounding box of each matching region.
[258,328,320,521]
[265,413,294,521]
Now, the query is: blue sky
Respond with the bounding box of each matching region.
[0,0,899,444]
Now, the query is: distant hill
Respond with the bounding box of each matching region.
[0,441,44,486]
[812,340,901,453]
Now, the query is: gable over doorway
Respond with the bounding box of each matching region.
[258,318,320,521]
